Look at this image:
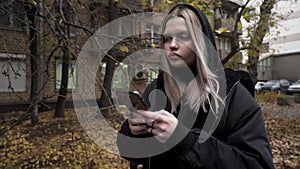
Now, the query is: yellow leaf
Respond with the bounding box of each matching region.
[215,27,229,34]
[166,0,173,4]
[29,0,37,6]
[141,39,147,44]
[215,1,222,8]
[237,22,242,31]
[188,3,195,6]
[119,45,129,53]
[151,43,156,48]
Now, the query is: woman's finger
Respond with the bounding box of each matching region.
[137,110,166,124]
[128,119,147,126]
[129,122,148,135]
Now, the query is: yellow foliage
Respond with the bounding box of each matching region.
[151,43,156,48]
[119,45,129,53]
[215,27,230,34]
[237,22,243,31]
[166,0,173,4]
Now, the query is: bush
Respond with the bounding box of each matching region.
[255,91,281,103]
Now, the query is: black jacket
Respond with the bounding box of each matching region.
[117,71,274,169]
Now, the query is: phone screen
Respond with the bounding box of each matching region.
[116,90,149,110]
[128,91,149,110]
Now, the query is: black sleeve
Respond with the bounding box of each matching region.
[117,119,150,166]
[116,81,158,166]
[172,83,274,169]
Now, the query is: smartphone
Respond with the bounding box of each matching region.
[128,91,149,110]
[116,90,149,111]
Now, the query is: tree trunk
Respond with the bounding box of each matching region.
[54,46,69,118]
[247,0,276,83]
[25,1,39,125]
[98,0,119,116]
[54,0,71,118]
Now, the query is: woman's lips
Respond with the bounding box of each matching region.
[168,53,181,59]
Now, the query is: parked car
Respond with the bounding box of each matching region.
[260,79,290,93]
[255,82,265,92]
[287,80,300,94]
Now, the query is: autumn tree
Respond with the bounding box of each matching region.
[246,0,277,82]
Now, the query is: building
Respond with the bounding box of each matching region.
[0,0,143,111]
[258,1,300,81]
[0,0,244,110]
[214,0,243,60]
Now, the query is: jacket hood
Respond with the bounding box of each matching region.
[168,4,217,49]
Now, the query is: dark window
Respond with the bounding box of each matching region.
[0,0,26,31]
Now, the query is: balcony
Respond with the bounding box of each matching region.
[214,0,243,36]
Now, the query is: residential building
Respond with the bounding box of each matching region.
[214,0,243,60]
[0,0,143,110]
[0,0,244,109]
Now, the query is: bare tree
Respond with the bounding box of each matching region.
[98,0,119,116]
[53,0,72,118]
[23,0,40,125]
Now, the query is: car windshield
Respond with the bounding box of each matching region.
[266,80,279,85]
[294,80,300,85]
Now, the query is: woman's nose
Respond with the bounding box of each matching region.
[169,37,179,50]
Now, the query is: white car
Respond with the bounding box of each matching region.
[287,80,300,94]
[255,82,265,92]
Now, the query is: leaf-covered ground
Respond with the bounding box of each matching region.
[0,95,299,168]
[260,102,300,169]
[0,109,129,168]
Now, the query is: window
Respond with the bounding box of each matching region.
[218,36,231,51]
[0,0,26,31]
[0,53,26,92]
[146,24,161,48]
[113,63,129,89]
[55,60,77,90]
[258,57,272,72]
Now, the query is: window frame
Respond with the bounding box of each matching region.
[0,53,26,92]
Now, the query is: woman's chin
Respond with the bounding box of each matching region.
[168,59,188,68]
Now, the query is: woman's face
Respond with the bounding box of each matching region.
[163,17,197,68]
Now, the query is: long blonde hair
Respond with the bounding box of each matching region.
[162,6,224,114]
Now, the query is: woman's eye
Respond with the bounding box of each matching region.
[178,34,190,41]
[163,35,172,42]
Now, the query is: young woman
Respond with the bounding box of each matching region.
[117,4,274,169]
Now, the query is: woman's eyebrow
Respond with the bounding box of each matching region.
[163,30,189,36]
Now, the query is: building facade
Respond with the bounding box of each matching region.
[0,0,243,109]
[258,1,300,81]
[0,0,143,110]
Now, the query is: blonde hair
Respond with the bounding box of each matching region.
[162,6,224,114]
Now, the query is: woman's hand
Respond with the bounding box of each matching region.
[125,110,150,135]
[126,109,178,143]
[140,110,178,143]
